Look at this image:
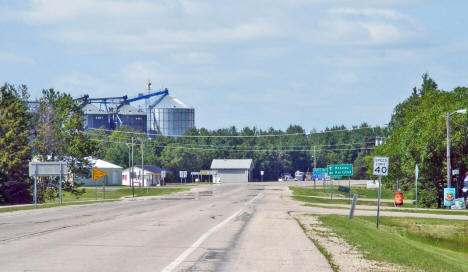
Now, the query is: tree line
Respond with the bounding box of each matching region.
[90,123,384,182]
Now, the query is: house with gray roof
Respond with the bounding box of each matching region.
[210,159,254,183]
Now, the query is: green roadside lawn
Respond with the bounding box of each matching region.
[0,187,189,214]
[290,185,415,200]
[46,187,189,203]
[292,195,415,208]
[315,214,468,272]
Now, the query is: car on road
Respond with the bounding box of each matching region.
[462,175,468,193]
[279,173,295,181]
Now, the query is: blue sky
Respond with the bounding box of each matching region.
[1,0,467,131]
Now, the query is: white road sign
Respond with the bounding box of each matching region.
[260,171,264,176]
[373,157,389,176]
[179,171,188,178]
[161,170,166,179]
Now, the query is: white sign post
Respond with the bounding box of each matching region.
[161,170,166,186]
[373,157,389,229]
[29,162,68,207]
[415,164,419,209]
[260,170,264,182]
[179,171,188,183]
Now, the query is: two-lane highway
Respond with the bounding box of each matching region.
[0,182,331,272]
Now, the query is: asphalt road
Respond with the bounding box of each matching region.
[0,182,331,272]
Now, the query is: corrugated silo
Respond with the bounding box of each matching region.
[152,95,195,136]
[83,104,109,129]
[117,104,147,132]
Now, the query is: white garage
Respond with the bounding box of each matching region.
[74,159,123,186]
[211,159,254,183]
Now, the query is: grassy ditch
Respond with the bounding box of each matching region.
[290,185,414,200]
[316,215,468,271]
[304,203,468,216]
[293,195,414,208]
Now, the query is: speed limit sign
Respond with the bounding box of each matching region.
[373,157,389,176]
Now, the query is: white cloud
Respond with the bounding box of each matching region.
[301,7,424,46]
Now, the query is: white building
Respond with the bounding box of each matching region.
[210,159,254,183]
[75,159,123,186]
[122,165,167,186]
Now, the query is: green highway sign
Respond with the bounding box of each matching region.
[327,164,353,176]
[313,168,327,175]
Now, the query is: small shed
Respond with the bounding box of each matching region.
[211,159,254,183]
[122,165,168,186]
[75,159,123,186]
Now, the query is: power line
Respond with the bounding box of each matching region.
[85,126,381,138]
[451,119,468,129]
[89,137,375,153]
[154,141,375,148]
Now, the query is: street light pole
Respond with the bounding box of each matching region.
[446,112,452,188]
[446,109,467,188]
[131,136,135,198]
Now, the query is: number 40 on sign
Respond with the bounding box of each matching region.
[373,157,389,176]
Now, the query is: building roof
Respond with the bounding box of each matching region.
[92,159,123,169]
[83,104,105,114]
[211,159,254,170]
[118,104,145,115]
[154,95,192,109]
[124,165,170,174]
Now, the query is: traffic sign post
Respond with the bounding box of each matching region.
[373,157,389,229]
[415,164,419,208]
[179,171,188,183]
[93,168,108,200]
[29,162,68,207]
[327,164,353,202]
[260,170,264,182]
[313,168,327,191]
[161,170,166,186]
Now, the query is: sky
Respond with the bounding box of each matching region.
[1,0,468,132]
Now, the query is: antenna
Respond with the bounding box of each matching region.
[146,80,152,93]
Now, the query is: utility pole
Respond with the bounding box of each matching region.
[313,145,317,169]
[131,136,135,198]
[446,112,452,188]
[141,140,145,190]
[446,109,467,189]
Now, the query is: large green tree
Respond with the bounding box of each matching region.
[0,84,32,204]
[33,89,97,201]
[370,75,468,207]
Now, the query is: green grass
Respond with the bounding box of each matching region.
[315,215,468,271]
[0,200,117,213]
[0,187,189,213]
[303,203,468,216]
[292,195,414,208]
[45,187,188,203]
[290,185,415,200]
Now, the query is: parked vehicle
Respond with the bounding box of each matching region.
[295,171,304,181]
[281,173,294,181]
[462,175,468,193]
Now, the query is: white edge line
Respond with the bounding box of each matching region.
[161,193,264,272]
